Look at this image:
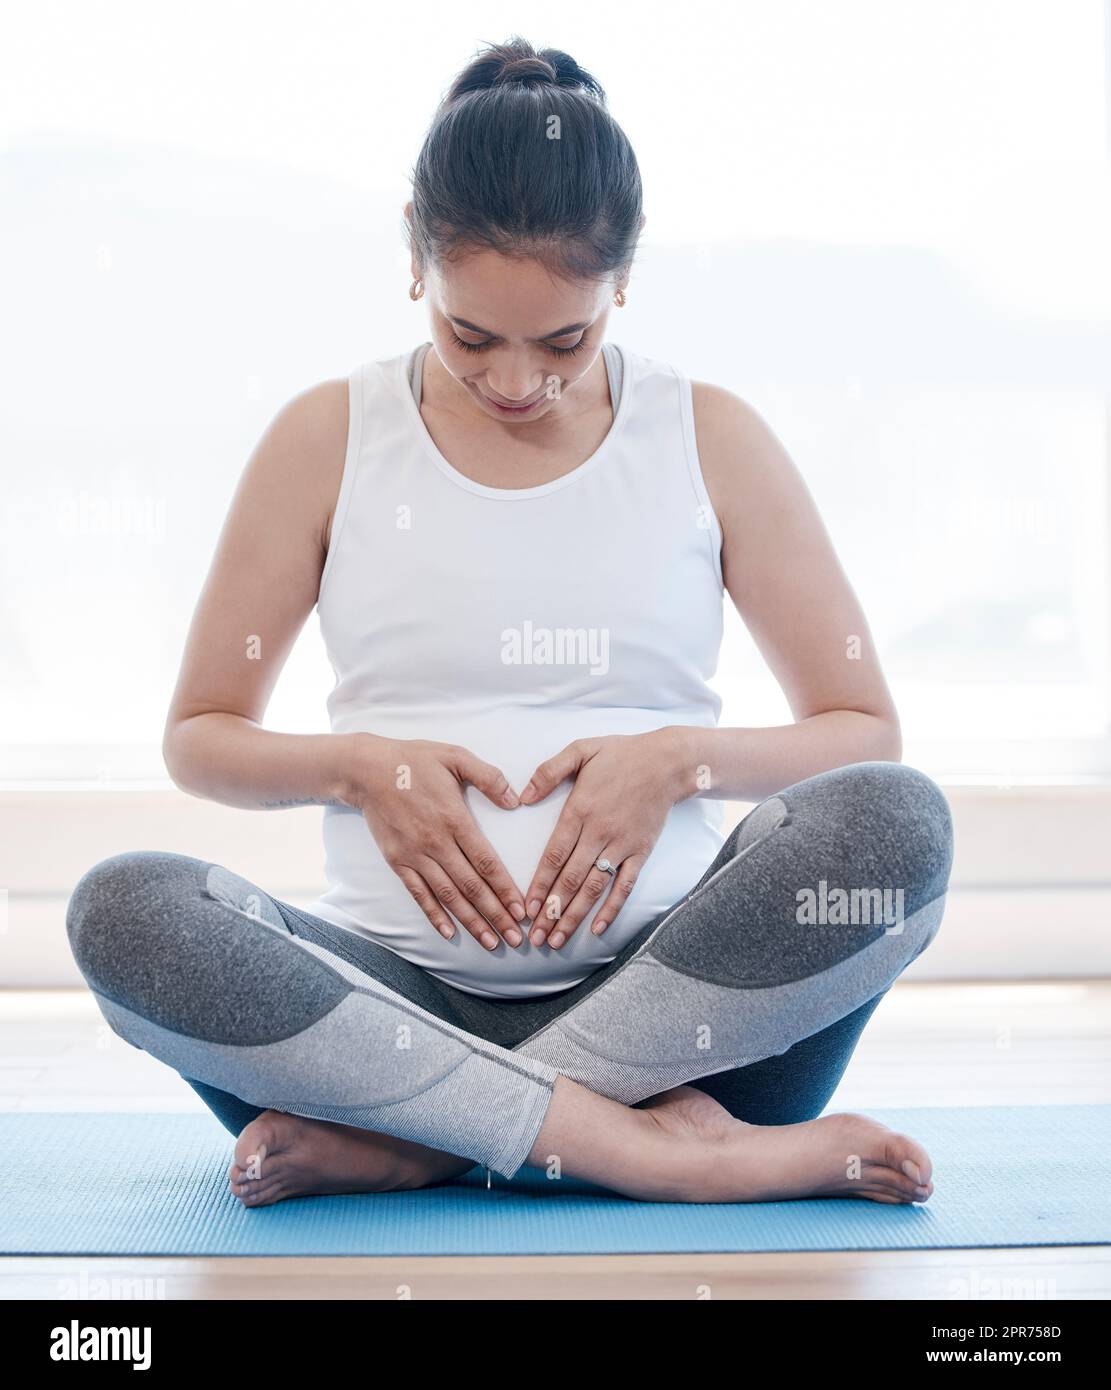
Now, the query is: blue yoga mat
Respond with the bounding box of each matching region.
[2,1106,1108,1256]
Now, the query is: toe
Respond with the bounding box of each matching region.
[886,1129,932,1187]
[236,1141,268,1178]
[237,1178,283,1207]
[234,1111,286,1176]
[858,1156,931,1203]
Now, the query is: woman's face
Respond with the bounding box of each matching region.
[420,249,616,422]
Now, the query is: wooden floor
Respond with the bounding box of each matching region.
[2,981,1109,1300]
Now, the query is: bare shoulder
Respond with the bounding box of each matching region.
[691,381,798,491]
[690,380,767,438]
[249,377,348,488]
[239,377,349,549]
[690,380,812,536]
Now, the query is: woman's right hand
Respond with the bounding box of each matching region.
[343,734,527,951]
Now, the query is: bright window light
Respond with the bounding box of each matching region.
[1,1,1108,782]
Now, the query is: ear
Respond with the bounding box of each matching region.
[402,202,421,279]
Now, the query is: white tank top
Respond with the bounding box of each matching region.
[304,341,727,998]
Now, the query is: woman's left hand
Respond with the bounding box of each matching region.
[519,729,690,949]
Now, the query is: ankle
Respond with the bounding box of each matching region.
[628,1109,723,1202]
[392,1149,470,1191]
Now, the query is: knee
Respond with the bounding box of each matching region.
[788,761,954,905]
[66,850,348,1045]
[847,761,953,900]
[66,850,193,991]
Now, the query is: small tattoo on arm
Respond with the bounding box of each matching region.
[259,797,345,809]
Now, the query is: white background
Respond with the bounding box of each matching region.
[1,2,1110,984]
[2,0,1109,783]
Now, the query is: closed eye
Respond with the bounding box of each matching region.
[546,338,586,358]
[450,331,587,359]
[450,332,493,354]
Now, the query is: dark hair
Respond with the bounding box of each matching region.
[408,36,643,285]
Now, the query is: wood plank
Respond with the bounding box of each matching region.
[3,981,1108,1299]
[2,1248,1107,1301]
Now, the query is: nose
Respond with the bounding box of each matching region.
[485,358,545,402]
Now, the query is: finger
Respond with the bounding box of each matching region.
[519,742,583,806]
[591,854,645,936]
[450,747,520,809]
[524,815,585,944]
[441,841,524,947]
[544,843,614,949]
[453,820,527,929]
[419,853,509,952]
[542,828,617,950]
[394,864,457,941]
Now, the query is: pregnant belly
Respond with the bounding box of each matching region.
[306,713,726,998]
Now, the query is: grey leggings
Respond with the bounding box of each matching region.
[66,761,953,1178]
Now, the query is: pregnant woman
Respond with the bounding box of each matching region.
[67,38,953,1207]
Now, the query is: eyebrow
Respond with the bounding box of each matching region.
[449,316,590,340]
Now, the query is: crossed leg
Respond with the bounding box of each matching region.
[66,761,952,1205]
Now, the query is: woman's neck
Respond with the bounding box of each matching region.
[416,343,617,489]
[421,344,614,437]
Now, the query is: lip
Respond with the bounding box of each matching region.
[479,387,547,415]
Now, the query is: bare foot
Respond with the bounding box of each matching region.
[228,1111,474,1208]
[639,1085,935,1205]
[228,1090,934,1210]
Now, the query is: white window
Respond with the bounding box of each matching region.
[3,1,1108,784]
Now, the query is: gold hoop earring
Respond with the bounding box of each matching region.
[613,289,626,307]
[409,278,424,302]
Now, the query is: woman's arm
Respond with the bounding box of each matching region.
[518,382,902,946]
[162,380,358,809]
[664,381,902,802]
[162,383,528,947]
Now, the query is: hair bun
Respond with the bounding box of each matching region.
[495,54,557,87]
[446,37,606,104]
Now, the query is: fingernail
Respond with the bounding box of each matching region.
[481,931,498,950]
[509,902,525,922]
[530,928,547,946]
[503,790,519,808]
[441,925,455,940]
[901,1159,922,1183]
[549,931,565,949]
[591,920,607,934]
[505,927,523,947]
[527,899,541,918]
[520,784,537,803]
